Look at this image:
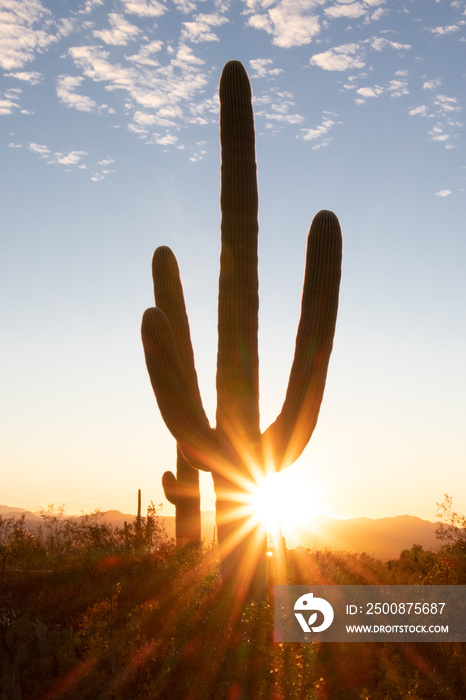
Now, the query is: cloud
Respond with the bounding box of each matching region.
[429,25,461,36]
[428,120,462,149]
[79,0,104,14]
[0,87,25,115]
[125,41,164,67]
[56,75,98,112]
[247,0,323,48]
[356,85,383,98]
[423,78,442,91]
[409,105,429,117]
[434,93,461,114]
[53,150,88,166]
[0,0,58,70]
[121,0,167,17]
[435,189,452,197]
[369,7,388,21]
[253,88,304,132]
[310,42,365,70]
[408,84,463,147]
[325,2,367,20]
[4,71,43,84]
[370,37,411,51]
[189,140,207,163]
[91,157,115,182]
[387,78,409,97]
[181,13,228,43]
[28,141,115,180]
[68,44,209,116]
[249,58,283,78]
[310,31,411,73]
[29,142,51,157]
[93,13,141,46]
[299,111,339,148]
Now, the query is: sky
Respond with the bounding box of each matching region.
[1,0,465,525]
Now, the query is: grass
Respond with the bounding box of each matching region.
[0,505,465,699]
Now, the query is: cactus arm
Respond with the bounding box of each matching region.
[262,209,342,470]
[216,60,261,459]
[162,448,201,542]
[162,470,177,505]
[141,308,217,471]
[152,246,207,416]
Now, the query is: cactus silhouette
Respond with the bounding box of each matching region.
[142,60,342,599]
[162,447,201,543]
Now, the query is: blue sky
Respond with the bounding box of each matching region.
[1,0,465,523]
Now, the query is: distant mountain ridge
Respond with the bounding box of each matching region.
[290,514,442,560]
[0,505,442,560]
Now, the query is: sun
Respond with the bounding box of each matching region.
[249,467,325,535]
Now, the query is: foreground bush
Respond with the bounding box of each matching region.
[1,508,465,699]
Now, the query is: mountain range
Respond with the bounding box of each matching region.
[0,505,443,561]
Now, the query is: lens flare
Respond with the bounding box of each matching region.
[249,466,325,534]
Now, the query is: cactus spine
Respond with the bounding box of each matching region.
[142,60,342,599]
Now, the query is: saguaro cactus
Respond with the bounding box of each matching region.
[162,447,201,543]
[142,60,342,599]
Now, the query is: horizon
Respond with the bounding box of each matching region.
[0,500,445,525]
[1,1,465,523]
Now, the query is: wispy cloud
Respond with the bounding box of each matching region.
[0,88,22,115]
[67,43,210,144]
[253,88,304,132]
[181,13,228,43]
[27,141,115,180]
[93,13,141,46]
[310,34,411,72]
[435,189,452,197]
[121,0,167,18]
[56,75,98,112]
[428,24,461,36]
[370,37,411,52]
[79,0,105,15]
[29,142,51,157]
[408,79,462,148]
[310,42,366,71]
[428,121,462,149]
[299,111,339,148]
[356,85,384,99]
[91,157,115,181]
[4,71,43,85]
[0,0,58,70]
[249,58,283,79]
[125,41,164,67]
[409,104,429,117]
[246,0,323,48]
[325,2,367,20]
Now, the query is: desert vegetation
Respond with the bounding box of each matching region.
[0,500,465,699]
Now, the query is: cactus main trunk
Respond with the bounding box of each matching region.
[141,60,342,601]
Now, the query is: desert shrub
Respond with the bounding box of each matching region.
[1,509,465,699]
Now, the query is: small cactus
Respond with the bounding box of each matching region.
[142,60,342,599]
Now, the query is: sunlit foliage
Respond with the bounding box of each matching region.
[0,505,465,699]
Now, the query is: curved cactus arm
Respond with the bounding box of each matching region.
[262,209,342,471]
[162,470,177,505]
[216,60,261,457]
[141,308,218,471]
[162,448,202,542]
[152,246,207,414]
